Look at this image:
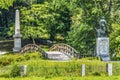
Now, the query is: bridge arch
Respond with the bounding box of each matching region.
[19,43,80,59]
[19,44,47,57]
[49,43,80,58]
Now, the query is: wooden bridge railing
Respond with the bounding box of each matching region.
[19,43,80,59]
[19,44,39,54]
[19,44,47,57]
[49,43,80,58]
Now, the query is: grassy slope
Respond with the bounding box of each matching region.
[0,52,120,80]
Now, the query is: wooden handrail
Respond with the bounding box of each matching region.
[19,44,46,57]
[19,43,80,59]
[49,43,80,58]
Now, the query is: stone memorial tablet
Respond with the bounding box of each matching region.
[96,38,109,56]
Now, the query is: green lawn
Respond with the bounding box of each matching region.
[0,76,120,80]
[0,52,120,79]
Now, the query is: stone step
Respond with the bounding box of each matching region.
[46,51,71,60]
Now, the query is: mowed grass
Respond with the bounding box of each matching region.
[0,76,120,80]
[0,52,120,78]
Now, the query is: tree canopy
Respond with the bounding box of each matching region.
[0,0,120,56]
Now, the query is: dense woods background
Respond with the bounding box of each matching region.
[0,0,120,56]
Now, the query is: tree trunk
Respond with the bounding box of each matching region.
[32,37,35,44]
[50,34,55,41]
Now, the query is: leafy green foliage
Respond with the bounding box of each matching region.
[20,1,72,41]
[10,64,20,77]
[50,0,72,39]
[0,52,42,66]
[20,3,50,39]
[110,23,120,56]
[66,0,120,56]
[0,0,120,56]
[0,0,14,9]
[67,23,94,54]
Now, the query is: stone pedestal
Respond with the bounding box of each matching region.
[13,34,22,52]
[96,37,110,61]
[13,10,22,52]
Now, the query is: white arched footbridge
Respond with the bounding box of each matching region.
[19,43,80,60]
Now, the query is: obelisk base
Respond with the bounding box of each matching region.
[13,34,22,52]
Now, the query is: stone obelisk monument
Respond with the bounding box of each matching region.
[13,9,22,52]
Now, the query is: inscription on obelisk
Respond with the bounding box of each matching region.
[13,9,22,52]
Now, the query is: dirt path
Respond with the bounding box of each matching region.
[0,51,7,55]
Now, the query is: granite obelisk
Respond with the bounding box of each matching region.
[13,9,22,52]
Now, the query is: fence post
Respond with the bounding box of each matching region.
[81,64,85,76]
[106,63,112,76]
[20,65,27,77]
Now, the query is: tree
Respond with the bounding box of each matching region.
[110,23,120,56]
[47,0,72,41]
[0,0,32,39]
[0,0,14,39]
[20,3,51,43]
[0,0,14,9]
[67,23,94,55]
[67,0,113,55]
[20,1,72,42]
[109,0,120,56]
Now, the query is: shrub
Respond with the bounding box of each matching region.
[15,56,25,62]
[1,57,11,66]
[92,72,101,76]
[10,64,20,77]
[111,57,120,61]
[23,52,42,60]
[24,54,31,60]
[30,52,42,59]
[1,61,10,66]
